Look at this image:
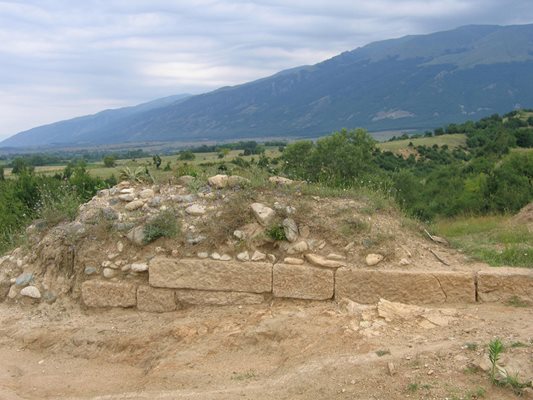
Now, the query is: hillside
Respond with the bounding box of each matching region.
[2,24,533,148]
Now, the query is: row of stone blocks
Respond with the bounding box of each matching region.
[81,256,533,311]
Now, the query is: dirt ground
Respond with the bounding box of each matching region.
[0,299,531,400]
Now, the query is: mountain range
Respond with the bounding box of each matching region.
[2,23,533,148]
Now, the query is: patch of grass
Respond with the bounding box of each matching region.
[506,295,530,307]
[406,382,419,392]
[143,210,180,243]
[510,341,527,348]
[340,216,370,237]
[38,184,81,226]
[466,386,486,399]
[231,370,256,381]
[433,215,533,268]
[464,342,478,351]
[266,225,286,241]
[375,349,391,357]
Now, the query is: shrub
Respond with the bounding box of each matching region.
[266,225,286,241]
[143,210,180,243]
[103,155,116,167]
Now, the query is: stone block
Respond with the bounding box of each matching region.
[149,257,272,293]
[137,286,176,312]
[273,263,334,300]
[335,268,475,304]
[82,280,137,308]
[477,268,533,303]
[175,289,264,306]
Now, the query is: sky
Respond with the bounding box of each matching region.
[1,0,532,140]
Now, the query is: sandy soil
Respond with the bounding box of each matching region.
[0,299,531,400]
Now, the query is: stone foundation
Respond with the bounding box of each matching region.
[81,257,533,311]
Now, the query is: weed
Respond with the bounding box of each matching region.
[375,349,391,357]
[502,372,529,395]
[464,342,478,351]
[510,341,527,348]
[488,338,504,383]
[266,225,286,241]
[506,295,530,307]
[467,386,486,398]
[38,183,81,226]
[406,382,419,392]
[143,210,180,243]
[231,370,256,381]
[120,166,154,183]
[340,217,370,237]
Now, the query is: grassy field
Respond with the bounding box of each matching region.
[2,148,282,180]
[378,133,467,152]
[433,215,532,268]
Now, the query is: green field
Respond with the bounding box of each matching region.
[378,134,467,152]
[3,147,282,181]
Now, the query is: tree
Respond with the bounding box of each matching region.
[11,158,31,175]
[152,155,162,169]
[0,166,4,181]
[178,151,195,161]
[103,155,116,168]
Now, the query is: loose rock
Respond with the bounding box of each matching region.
[250,203,276,226]
[131,263,149,272]
[15,272,33,287]
[251,250,266,261]
[236,251,250,261]
[366,253,384,266]
[139,189,154,199]
[208,174,229,189]
[118,194,135,202]
[286,240,309,254]
[269,176,294,185]
[305,253,345,268]
[20,286,41,299]
[103,268,116,279]
[185,204,206,216]
[283,218,299,243]
[125,200,144,211]
[284,257,304,265]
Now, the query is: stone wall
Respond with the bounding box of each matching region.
[81,257,533,312]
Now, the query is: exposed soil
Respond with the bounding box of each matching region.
[0,299,531,400]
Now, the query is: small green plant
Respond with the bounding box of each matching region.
[464,342,478,351]
[502,372,530,395]
[231,370,256,381]
[119,166,154,183]
[467,386,486,399]
[375,349,390,357]
[510,341,527,348]
[143,210,179,243]
[266,225,286,241]
[406,382,419,392]
[506,295,529,307]
[488,338,504,383]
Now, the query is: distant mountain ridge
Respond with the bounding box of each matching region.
[2,23,533,148]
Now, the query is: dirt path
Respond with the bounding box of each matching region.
[0,300,531,400]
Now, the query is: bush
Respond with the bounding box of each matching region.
[266,225,286,241]
[103,155,116,167]
[143,210,180,243]
[178,150,196,161]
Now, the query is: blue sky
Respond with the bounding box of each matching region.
[1,0,532,140]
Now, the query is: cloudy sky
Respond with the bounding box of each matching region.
[1,0,532,140]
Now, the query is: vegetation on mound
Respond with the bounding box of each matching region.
[0,111,531,269]
[433,216,533,268]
